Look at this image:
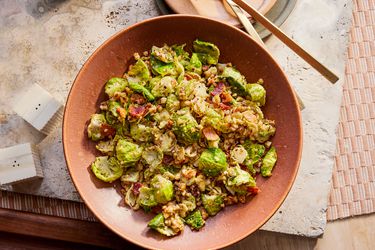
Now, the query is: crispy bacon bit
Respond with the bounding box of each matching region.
[202,127,219,141]
[100,124,116,138]
[162,155,174,165]
[151,205,163,214]
[128,105,146,118]
[211,82,225,96]
[132,182,143,195]
[116,107,126,119]
[185,74,193,80]
[130,93,146,105]
[219,103,231,110]
[248,186,260,195]
[220,92,233,104]
[202,65,209,71]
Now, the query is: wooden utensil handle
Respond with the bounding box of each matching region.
[232,0,339,84]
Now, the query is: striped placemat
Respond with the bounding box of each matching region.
[0,0,374,224]
[326,0,375,221]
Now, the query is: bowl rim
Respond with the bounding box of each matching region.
[62,14,303,250]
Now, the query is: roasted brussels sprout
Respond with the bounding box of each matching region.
[151,76,176,98]
[91,156,123,183]
[130,123,154,142]
[128,81,155,101]
[198,148,228,177]
[186,53,202,75]
[193,40,220,65]
[128,59,150,81]
[150,55,177,76]
[151,45,174,63]
[172,108,200,144]
[105,77,127,97]
[87,114,106,141]
[166,94,180,112]
[115,139,143,166]
[230,145,248,164]
[221,67,247,96]
[225,166,256,195]
[138,186,158,208]
[151,175,174,204]
[201,194,223,216]
[246,83,266,106]
[142,146,163,168]
[185,210,205,230]
[148,213,178,236]
[255,120,276,143]
[261,146,277,177]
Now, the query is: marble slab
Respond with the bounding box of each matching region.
[0,0,352,237]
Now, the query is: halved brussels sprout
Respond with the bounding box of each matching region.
[193,40,220,65]
[156,131,176,153]
[151,175,174,204]
[105,77,128,97]
[255,120,276,143]
[198,148,228,177]
[166,94,180,113]
[115,139,143,166]
[142,146,163,168]
[185,210,205,230]
[148,213,178,236]
[230,145,248,164]
[128,59,150,81]
[87,114,106,141]
[222,67,247,96]
[130,123,154,142]
[151,76,176,98]
[175,79,196,100]
[201,194,223,216]
[172,108,200,144]
[246,83,266,106]
[96,139,116,155]
[261,146,277,177]
[121,168,140,183]
[150,55,177,76]
[138,186,158,208]
[91,156,123,183]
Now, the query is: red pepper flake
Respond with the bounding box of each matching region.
[100,123,116,138]
[211,82,225,96]
[132,182,143,195]
[130,93,146,105]
[248,186,260,195]
[128,105,146,118]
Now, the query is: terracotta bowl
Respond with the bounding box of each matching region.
[63,15,302,250]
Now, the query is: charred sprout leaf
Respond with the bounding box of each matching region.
[185,210,205,230]
[151,175,174,204]
[138,186,157,208]
[171,44,189,59]
[201,194,223,216]
[193,40,220,65]
[128,59,150,81]
[91,156,123,183]
[198,148,228,177]
[261,146,277,177]
[172,108,200,144]
[87,114,106,141]
[116,139,143,166]
[128,81,155,101]
[186,53,202,75]
[222,67,247,96]
[246,84,266,106]
[105,77,128,97]
[243,140,266,162]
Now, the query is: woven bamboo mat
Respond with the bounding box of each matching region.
[326,0,375,221]
[0,0,374,224]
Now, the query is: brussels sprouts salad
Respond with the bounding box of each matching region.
[87,40,277,236]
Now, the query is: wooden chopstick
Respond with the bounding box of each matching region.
[232,0,339,84]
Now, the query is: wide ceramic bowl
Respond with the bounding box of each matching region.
[63,15,302,250]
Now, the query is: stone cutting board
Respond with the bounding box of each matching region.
[0,0,352,237]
